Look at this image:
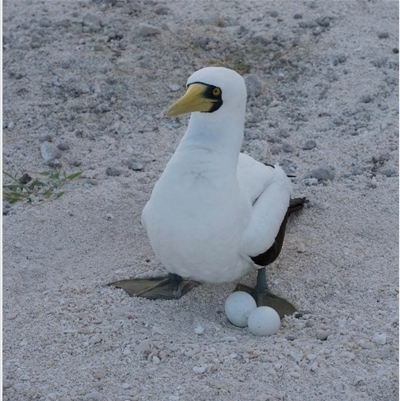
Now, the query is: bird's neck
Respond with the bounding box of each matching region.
[175,111,245,171]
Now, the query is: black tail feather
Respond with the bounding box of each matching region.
[250,197,308,267]
[288,197,308,215]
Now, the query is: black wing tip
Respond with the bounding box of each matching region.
[289,197,309,214]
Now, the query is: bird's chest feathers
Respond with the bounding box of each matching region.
[154,167,241,216]
[146,164,249,240]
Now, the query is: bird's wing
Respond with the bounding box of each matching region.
[237,153,292,259]
[237,153,275,203]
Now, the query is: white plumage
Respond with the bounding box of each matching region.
[141,67,292,284]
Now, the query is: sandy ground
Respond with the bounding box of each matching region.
[2,0,399,400]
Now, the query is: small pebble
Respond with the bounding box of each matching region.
[57,143,70,151]
[168,84,180,92]
[48,159,62,168]
[193,365,207,374]
[293,13,303,19]
[378,32,389,39]
[93,370,107,380]
[360,94,373,104]
[244,129,262,140]
[251,32,273,45]
[40,141,62,162]
[3,380,12,389]
[106,167,121,176]
[269,99,280,107]
[194,326,204,335]
[83,392,103,401]
[379,167,396,177]
[155,7,169,15]
[332,54,347,66]
[271,145,281,155]
[310,167,335,181]
[304,178,318,187]
[152,326,165,335]
[138,23,161,36]
[39,18,51,28]
[373,332,387,345]
[282,143,295,153]
[316,330,330,341]
[127,161,144,171]
[385,76,396,85]
[244,74,263,97]
[222,336,238,342]
[30,41,42,49]
[303,140,316,150]
[377,347,392,359]
[134,339,152,354]
[19,173,32,184]
[95,103,110,113]
[82,14,102,33]
[353,376,364,386]
[340,351,355,360]
[351,167,363,176]
[317,16,331,27]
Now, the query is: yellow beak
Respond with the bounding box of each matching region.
[167,84,217,117]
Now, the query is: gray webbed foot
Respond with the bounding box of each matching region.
[109,273,199,300]
[235,268,297,318]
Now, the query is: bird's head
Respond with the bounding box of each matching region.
[167,67,247,117]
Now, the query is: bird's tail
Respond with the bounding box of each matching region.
[288,197,308,215]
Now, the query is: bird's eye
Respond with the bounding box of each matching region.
[212,87,221,97]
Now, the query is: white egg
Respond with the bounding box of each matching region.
[248,306,281,336]
[224,291,257,327]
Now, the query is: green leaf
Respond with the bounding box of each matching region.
[66,171,82,180]
[3,171,23,185]
[49,171,60,180]
[3,192,28,202]
[3,184,24,189]
[42,188,53,197]
[3,168,84,205]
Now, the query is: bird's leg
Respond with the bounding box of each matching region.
[233,198,308,318]
[108,273,199,300]
[254,268,297,318]
[254,267,268,293]
[234,268,297,318]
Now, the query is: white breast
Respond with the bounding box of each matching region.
[142,157,253,282]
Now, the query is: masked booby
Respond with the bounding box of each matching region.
[110,67,307,317]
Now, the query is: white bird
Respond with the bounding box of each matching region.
[111,67,306,317]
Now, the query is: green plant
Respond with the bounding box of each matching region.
[3,169,82,204]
